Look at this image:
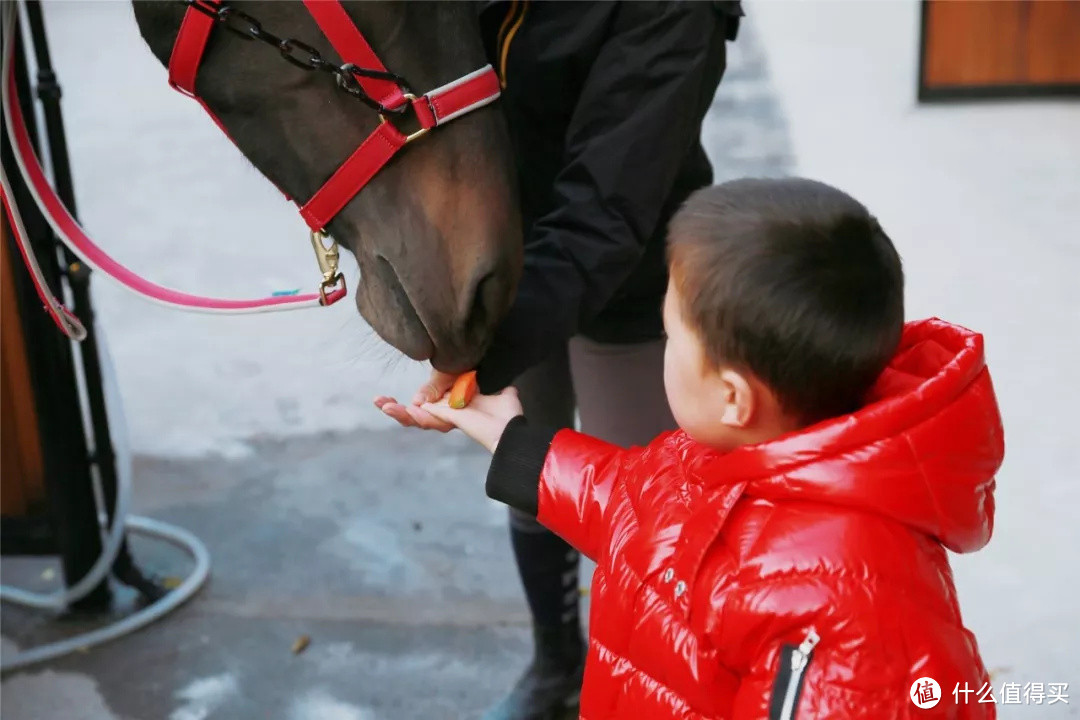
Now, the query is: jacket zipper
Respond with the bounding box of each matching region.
[769,627,820,720]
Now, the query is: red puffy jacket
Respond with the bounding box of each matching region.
[488,318,1004,719]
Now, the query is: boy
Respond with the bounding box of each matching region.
[418,177,1004,719]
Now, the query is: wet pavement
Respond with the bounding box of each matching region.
[2,429,574,720]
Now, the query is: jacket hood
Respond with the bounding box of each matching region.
[682,318,1004,553]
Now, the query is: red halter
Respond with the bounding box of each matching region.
[169,0,502,296]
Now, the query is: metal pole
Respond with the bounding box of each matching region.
[22,0,165,602]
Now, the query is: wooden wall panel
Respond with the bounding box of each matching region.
[922,1,1026,87]
[920,0,1080,100]
[1026,1,1080,84]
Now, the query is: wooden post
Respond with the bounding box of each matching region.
[1,211,48,518]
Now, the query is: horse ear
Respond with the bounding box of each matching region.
[131,0,188,68]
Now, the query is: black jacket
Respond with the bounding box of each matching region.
[474,0,739,393]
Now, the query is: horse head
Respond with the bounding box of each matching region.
[131,1,521,373]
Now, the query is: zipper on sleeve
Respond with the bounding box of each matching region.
[768,627,820,720]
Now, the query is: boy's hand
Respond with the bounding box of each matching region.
[374,369,457,432]
[422,387,523,452]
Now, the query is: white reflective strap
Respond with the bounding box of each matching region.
[426,65,502,126]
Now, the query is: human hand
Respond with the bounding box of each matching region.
[421,386,523,452]
[373,369,458,432]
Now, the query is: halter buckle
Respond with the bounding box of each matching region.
[379,93,431,144]
[319,273,347,306]
[310,229,346,305]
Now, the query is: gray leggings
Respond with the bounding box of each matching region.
[509,335,677,530]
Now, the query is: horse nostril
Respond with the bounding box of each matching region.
[466,270,497,331]
[453,252,516,354]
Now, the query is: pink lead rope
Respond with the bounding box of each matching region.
[0,4,324,340]
[1,0,501,341]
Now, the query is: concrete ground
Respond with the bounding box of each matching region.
[3,430,555,720]
[4,1,1079,719]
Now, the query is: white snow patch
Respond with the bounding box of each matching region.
[290,689,375,720]
[170,673,238,720]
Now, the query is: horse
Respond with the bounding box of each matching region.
[130,1,523,374]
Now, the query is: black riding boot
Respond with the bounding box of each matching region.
[485,512,586,720]
[484,622,586,720]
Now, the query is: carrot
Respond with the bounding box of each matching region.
[448,371,479,409]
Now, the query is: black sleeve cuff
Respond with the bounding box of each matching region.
[485,415,560,517]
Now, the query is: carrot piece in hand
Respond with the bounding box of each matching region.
[448,371,478,409]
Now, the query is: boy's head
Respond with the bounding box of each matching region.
[663,177,904,450]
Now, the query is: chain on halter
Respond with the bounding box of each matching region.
[179,0,414,115]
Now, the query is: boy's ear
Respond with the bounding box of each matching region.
[718,368,755,427]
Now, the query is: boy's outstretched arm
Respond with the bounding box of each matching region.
[491,419,633,562]
[423,393,637,562]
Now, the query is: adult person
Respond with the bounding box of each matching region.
[377,3,742,717]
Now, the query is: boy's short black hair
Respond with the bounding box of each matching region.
[667,177,904,425]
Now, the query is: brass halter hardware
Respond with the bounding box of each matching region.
[310,229,345,304]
